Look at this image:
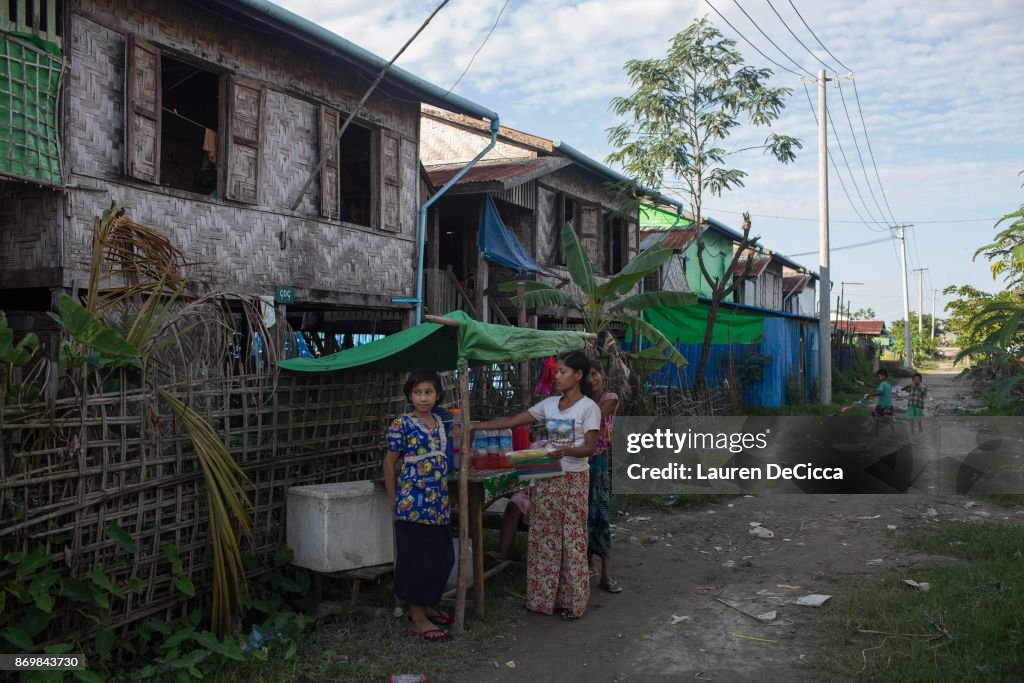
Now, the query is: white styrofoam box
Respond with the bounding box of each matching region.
[286,480,394,573]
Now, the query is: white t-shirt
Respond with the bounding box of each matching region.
[528,395,601,473]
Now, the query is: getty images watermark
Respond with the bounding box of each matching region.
[612,416,1024,496]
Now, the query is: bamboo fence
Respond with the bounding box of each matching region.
[0,359,531,642]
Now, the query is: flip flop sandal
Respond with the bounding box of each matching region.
[407,628,451,643]
[427,610,454,626]
[600,578,623,593]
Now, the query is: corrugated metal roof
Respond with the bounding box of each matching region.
[425,157,568,188]
[835,320,885,335]
[783,275,809,294]
[639,228,696,251]
[733,256,772,278]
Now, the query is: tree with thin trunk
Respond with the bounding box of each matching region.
[606,17,800,392]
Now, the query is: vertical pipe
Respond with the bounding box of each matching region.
[898,227,913,369]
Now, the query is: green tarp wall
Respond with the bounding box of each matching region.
[641,303,768,345]
[0,31,62,185]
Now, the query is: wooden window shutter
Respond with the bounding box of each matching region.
[627,219,638,256]
[125,35,161,183]
[319,106,340,219]
[580,204,599,238]
[380,131,401,233]
[224,76,262,204]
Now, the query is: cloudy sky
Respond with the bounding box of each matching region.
[277,0,1024,325]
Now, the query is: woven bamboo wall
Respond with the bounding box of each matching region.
[0,184,63,288]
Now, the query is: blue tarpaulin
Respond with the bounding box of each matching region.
[477,194,546,275]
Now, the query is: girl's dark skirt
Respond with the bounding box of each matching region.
[393,521,455,606]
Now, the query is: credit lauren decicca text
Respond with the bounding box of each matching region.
[623,428,844,481]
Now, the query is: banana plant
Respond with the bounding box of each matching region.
[499,222,696,375]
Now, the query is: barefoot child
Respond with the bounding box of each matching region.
[472,351,600,620]
[384,371,455,642]
[865,368,894,435]
[904,372,928,433]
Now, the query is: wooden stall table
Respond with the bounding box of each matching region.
[446,467,546,617]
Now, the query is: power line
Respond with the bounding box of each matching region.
[851,77,899,224]
[804,81,888,232]
[729,0,816,77]
[764,0,835,72]
[785,0,852,72]
[701,207,999,224]
[787,235,893,257]
[445,0,510,95]
[704,0,804,77]
[836,80,893,225]
[801,82,885,234]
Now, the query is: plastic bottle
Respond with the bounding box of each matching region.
[498,428,513,455]
[473,427,489,457]
[486,429,500,456]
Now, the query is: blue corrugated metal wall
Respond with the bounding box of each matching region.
[650,316,819,407]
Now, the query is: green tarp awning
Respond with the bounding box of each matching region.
[278,310,591,373]
[641,303,767,345]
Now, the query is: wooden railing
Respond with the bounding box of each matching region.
[425,267,476,318]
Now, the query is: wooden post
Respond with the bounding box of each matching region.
[454,356,471,632]
[517,281,529,407]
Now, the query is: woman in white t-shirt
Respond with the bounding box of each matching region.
[471,350,600,620]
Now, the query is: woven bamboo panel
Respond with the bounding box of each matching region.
[0,370,419,637]
[0,185,62,278]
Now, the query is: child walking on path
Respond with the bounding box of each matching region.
[472,351,600,620]
[904,372,928,433]
[587,361,621,593]
[865,368,895,435]
[383,371,455,642]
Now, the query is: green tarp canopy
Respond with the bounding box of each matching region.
[641,303,767,345]
[278,310,591,373]
[640,205,694,230]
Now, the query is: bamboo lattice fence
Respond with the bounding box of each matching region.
[0,359,533,639]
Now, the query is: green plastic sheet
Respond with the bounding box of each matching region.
[0,32,63,186]
[640,303,767,345]
[278,310,591,373]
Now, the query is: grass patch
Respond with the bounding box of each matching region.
[974,493,1024,508]
[818,520,1024,682]
[612,492,727,511]
[213,563,527,682]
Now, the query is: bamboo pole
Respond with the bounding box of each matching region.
[454,356,471,633]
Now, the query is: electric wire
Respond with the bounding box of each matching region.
[836,80,892,226]
[704,0,804,78]
[764,0,836,72]
[728,0,816,78]
[801,82,881,233]
[698,208,998,224]
[851,78,899,224]
[787,235,893,257]
[785,0,852,72]
[445,0,511,96]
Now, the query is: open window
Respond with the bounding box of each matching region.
[319,109,401,231]
[125,36,262,202]
[604,212,628,274]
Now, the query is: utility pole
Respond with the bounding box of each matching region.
[913,267,928,335]
[817,69,831,405]
[895,225,914,369]
[931,288,938,340]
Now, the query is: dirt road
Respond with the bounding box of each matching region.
[450,364,1019,682]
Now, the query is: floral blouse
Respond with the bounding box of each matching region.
[386,414,450,525]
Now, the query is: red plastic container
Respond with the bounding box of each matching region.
[511,425,531,451]
[472,454,512,471]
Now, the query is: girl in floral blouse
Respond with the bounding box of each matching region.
[384,371,454,642]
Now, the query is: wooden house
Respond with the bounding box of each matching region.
[0,0,495,354]
[419,105,677,326]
